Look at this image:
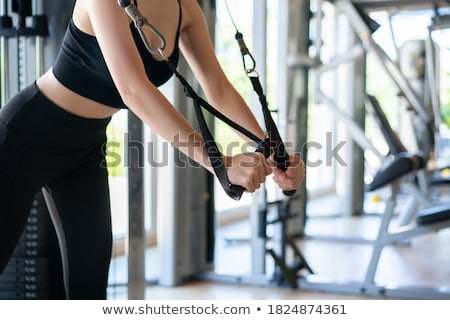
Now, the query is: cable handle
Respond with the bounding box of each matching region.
[227,137,296,200]
[273,147,297,197]
[117,0,296,199]
[226,138,273,200]
[208,122,300,201]
[250,78,298,197]
[235,31,297,197]
[262,134,296,197]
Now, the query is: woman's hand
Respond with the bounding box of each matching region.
[224,152,305,194]
[225,152,272,193]
[270,154,305,192]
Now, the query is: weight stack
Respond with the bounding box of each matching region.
[0,191,65,299]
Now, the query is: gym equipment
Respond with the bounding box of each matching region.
[203,0,450,299]
[0,0,65,299]
[0,193,64,299]
[253,91,450,298]
[314,0,449,227]
[294,0,450,298]
[364,94,426,192]
[118,0,296,201]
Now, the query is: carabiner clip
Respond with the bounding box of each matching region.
[122,2,166,55]
[242,53,257,76]
[235,31,256,75]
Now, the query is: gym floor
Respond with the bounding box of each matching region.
[107,197,450,300]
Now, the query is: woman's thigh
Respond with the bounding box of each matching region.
[46,154,112,299]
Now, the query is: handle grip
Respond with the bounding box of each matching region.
[274,156,297,196]
[283,189,297,196]
[226,141,298,201]
[227,184,246,201]
[224,142,271,201]
[254,141,297,197]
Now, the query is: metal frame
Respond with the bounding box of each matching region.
[201,0,450,300]
[294,0,450,299]
[156,0,213,288]
[339,0,434,127]
[299,181,450,299]
[0,0,9,105]
[200,0,311,287]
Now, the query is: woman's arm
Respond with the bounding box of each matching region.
[179,0,305,191]
[83,0,271,193]
[179,0,266,143]
[84,0,214,170]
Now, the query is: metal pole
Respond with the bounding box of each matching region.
[249,0,267,276]
[127,113,146,300]
[34,0,44,77]
[337,0,433,129]
[0,0,9,104]
[35,0,66,299]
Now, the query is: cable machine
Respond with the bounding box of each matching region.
[197,0,309,287]
[199,0,450,299]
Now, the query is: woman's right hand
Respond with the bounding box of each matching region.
[224,152,272,193]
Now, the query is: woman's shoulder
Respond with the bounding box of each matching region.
[72,0,131,37]
[178,0,210,37]
[71,0,96,37]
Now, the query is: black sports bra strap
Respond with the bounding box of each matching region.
[175,0,182,41]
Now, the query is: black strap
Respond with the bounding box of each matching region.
[118,1,293,199]
[235,32,296,196]
[249,76,289,169]
[165,61,269,200]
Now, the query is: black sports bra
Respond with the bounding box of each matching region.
[52,0,182,109]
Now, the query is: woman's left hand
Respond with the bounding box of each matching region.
[270,154,305,192]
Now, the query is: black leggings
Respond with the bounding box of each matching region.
[0,83,112,299]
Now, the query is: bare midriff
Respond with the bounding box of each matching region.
[36,69,121,120]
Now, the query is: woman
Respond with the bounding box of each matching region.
[0,0,304,299]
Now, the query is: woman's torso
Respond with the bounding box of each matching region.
[36,0,184,119]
